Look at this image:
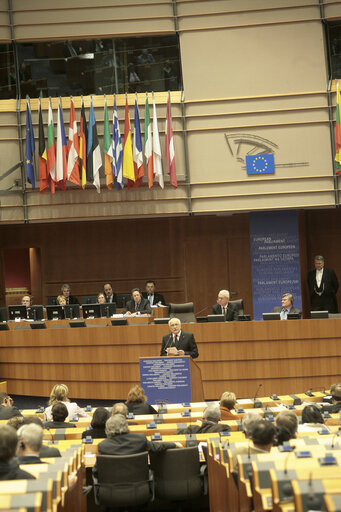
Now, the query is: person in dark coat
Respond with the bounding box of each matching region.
[126,385,157,415]
[177,405,231,434]
[307,255,339,313]
[44,402,76,429]
[0,425,35,480]
[17,423,44,464]
[82,407,110,439]
[0,393,22,420]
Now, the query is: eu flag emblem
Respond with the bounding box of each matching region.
[246,154,275,175]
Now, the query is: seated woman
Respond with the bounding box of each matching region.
[44,384,90,422]
[82,407,110,439]
[219,391,237,419]
[44,402,76,429]
[125,385,157,415]
[298,404,326,432]
[56,295,66,306]
[97,293,106,304]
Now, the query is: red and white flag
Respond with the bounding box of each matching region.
[165,93,177,188]
[67,97,80,187]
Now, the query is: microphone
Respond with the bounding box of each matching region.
[307,471,322,510]
[284,450,293,475]
[46,426,55,444]
[247,441,251,459]
[253,384,263,408]
[305,388,314,397]
[163,334,174,355]
[194,305,212,316]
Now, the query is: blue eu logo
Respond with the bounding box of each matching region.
[246,154,275,175]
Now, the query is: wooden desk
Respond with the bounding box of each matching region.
[1,318,341,400]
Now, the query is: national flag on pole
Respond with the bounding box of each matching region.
[335,82,341,175]
[87,97,102,193]
[123,97,135,183]
[67,97,80,187]
[47,97,56,194]
[25,99,35,188]
[165,93,177,188]
[112,96,123,190]
[152,94,164,189]
[79,98,87,189]
[56,98,67,191]
[38,98,49,193]
[144,94,153,188]
[129,94,144,189]
[103,96,114,190]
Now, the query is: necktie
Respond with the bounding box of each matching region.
[135,302,138,311]
[173,335,178,347]
[281,308,287,320]
[223,306,227,319]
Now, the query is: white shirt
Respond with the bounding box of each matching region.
[316,268,324,287]
[44,401,89,422]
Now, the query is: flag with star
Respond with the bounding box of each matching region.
[25,98,35,188]
[246,154,275,175]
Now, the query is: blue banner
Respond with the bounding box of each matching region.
[249,210,302,320]
[246,154,275,175]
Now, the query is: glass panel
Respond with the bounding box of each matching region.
[0,44,16,99]
[327,22,341,79]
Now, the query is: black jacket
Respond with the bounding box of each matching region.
[177,420,231,435]
[126,402,157,415]
[211,303,239,321]
[0,405,22,420]
[0,460,35,480]
[44,421,76,429]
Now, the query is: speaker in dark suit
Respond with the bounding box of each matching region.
[307,256,339,313]
[160,318,198,358]
[211,290,239,321]
[104,283,116,304]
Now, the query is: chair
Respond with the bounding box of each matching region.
[229,299,244,316]
[81,295,97,304]
[95,452,154,509]
[149,446,207,509]
[168,302,196,323]
[0,307,8,322]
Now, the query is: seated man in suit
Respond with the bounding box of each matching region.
[142,280,166,306]
[20,416,61,457]
[60,284,79,305]
[160,317,198,358]
[123,288,152,315]
[0,425,35,480]
[103,283,116,303]
[212,290,239,321]
[44,402,76,429]
[272,293,301,320]
[321,383,341,414]
[17,423,44,464]
[177,405,230,434]
[0,393,22,420]
[21,294,32,307]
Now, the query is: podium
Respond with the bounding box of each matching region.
[139,356,204,404]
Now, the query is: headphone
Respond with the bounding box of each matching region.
[19,441,25,449]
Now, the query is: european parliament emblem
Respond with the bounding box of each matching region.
[246,154,275,175]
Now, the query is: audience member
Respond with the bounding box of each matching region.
[274,410,298,445]
[298,404,326,432]
[0,393,22,420]
[307,255,339,313]
[233,419,276,471]
[0,425,35,480]
[44,402,76,429]
[123,288,152,315]
[177,405,231,434]
[44,383,90,421]
[126,385,157,415]
[56,295,67,306]
[60,284,79,305]
[241,412,263,438]
[219,391,237,419]
[97,293,106,304]
[322,383,341,413]
[160,317,199,358]
[21,295,31,307]
[20,416,61,457]
[112,402,128,416]
[82,407,110,439]
[212,290,239,321]
[7,416,24,430]
[272,293,301,319]
[142,280,165,306]
[103,283,116,303]
[17,424,44,464]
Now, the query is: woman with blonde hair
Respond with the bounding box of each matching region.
[44,384,89,422]
[125,385,157,415]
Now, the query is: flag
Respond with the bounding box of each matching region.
[145,94,153,188]
[152,95,164,188]
[112,96,123,190]
[67,97,80,187]
[246,154,275,175]
[129,95,144,189]
[38,98,49,193]
[335,82,341,175]
[87,97,102,193]
[25,99,35,188]
[123,97,135,183]
[79,98,87,189]
[55,99,67,190]
[165,93,177,188]
[47,97,56,194]
[103,96,114,189]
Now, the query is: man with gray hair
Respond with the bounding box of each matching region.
[307,255,339,313]
[241,412,263,438]
[98,415,182,455]
[177,405,231,434]
[160,317,198,358]
[111,402,128,417]
[212,290,238,321]
[17,423,44,464]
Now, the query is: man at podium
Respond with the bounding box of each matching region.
[160,318,198,359]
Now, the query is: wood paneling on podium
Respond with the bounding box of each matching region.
[1,318,341,400]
